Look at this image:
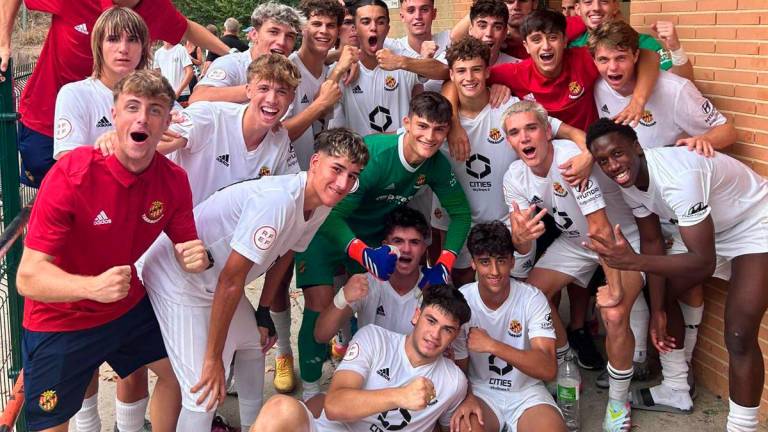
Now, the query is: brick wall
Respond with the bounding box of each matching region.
[387,0,472,37]
[630,0,768,421]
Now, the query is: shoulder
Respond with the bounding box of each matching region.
[56,147,100,180]
[655,70,687,92]
[364,134,399,156]
[552,139,581,162]
[504,160,528,181]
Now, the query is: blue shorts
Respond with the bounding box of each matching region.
[22,296,167,430]
[17,121,54,188]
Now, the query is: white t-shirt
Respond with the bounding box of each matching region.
[620,147,768,234]
[453,280,555,394]
[154,44,193,96]
[53,77,114,158]
[198,50,252,88]
[336,325,467,431]
[142,173,330,306]
[168,101,299,205]
[503,140,636,245]
[436,98,562,227]
[594,71,727,149]
[286,52,329,170]
[328,63,423,136]
[350,273,422,335]
[384,31,451,93]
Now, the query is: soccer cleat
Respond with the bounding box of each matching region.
[330,336,348,362]
[603,399,632,432]
[567,327,605,370]
[273,354,297,394]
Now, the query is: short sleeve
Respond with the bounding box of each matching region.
[230,193,292,266]
[547,116,563,136]
[573,174,607,215]
[451,324,469,361]
[169,103,215,153]
[53,84,91,157]
[526,289,556,340]
[198,55,245,88]
[164,170,198,244]
[639,34,672,71]
[24,164,76,257]
[335,325,378,377]
[503,164,531,213]
[438,372,468,427]
[663,170,711,227]
[623,191,653,219]
[675,81,727,136]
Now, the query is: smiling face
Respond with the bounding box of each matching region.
[409,305,461,360]
[505,0,534,28]
[472,253,513,294]
[469,15,507,56]
[400,0,437,37]
[524,30,566,78]
[355,5,390,56]
[450,57,489,99]
[402,114,450,165]
[593,44,638,95]
[111,92,170,171]
[307,152,364,207]
[304,12,339,55]
[504,110,553,172]
[339,12,359,47]
[590,131,645,188]
[250,19,298,56]
[384,226,427,277]
[102,30,143,80]
[577,0,620,30]
[246,77,295,129]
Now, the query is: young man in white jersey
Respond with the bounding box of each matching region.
[252,284,471,432]
[432,36,586,286]
[140,128,369,432]
[588,20,738,392]
[450,222,565,432]
[315,206,430,340]
[153,41,194,103]
[502,100,645,431]
[586,120,768,432]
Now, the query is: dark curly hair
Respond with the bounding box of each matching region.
[586,118,638,152]
[384,206,430,240]
[420,284,471,326]
[467,221,516,257]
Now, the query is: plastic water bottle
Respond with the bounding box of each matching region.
[557,352,581,431]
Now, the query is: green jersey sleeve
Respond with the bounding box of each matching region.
[427,153,471,254]
[639,34,673,71]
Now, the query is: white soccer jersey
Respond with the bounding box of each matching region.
[335,325,467,431]
[154,44,193,96]
[286,52,329,170]
[384,30,451,93]
[453,281,555,394]
[142,173,330,306]
[198,50,252,88]
[594,71,727,149]
[620,147,768,234]
[350,273,422,335]
[436,98,562,227]
[53,77,115,157]
[328,63,422,136]
[503,140,636,244]
[168,101,299,205]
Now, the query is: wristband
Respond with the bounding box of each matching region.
[347,238,367,264]
[333,288,349,310]
[255,305,276,336]
[670,47,689,66]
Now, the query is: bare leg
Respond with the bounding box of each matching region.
[517,404,567,432]
[526,268,577,349]
[252,395,313,432]
[146,358,181,432]
[601,271,643,371]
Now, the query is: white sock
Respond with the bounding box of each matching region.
[648,383,693,411]
[727,399,759,432]
[176,408,214,432]
[234,349,265,430]
[556,343,570,366]
[115,396,148,432]
[271,309,293,357]
[74,394,101,432]
[659,348,689,392]
[678,302,703,363]
[607,362,633,402]
[630,295,649,364]
[302,379,322,401]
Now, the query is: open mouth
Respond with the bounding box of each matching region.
[522,145,536,157]
[606,73,623,85]
[261,106,279,119]
[368,36,378,48]
[398,256,413,264]
[270,48,285,55]
[462,81,479,91]
[539,52,555,63]
[614,169,630,185]
[315,36,331,44]
[130,131,148,142]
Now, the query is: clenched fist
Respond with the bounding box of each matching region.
[87,265,132,303]
[175,239,210,273]
[342,273,369,303]
[399,376,436,411]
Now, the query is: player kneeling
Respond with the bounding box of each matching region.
[253,285,471,432]
[450,222,566,432]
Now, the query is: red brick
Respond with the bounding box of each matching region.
[684,40,716,53]
[697,81,736,97]
[735,85,768,100]
[733,113,768,131]
[761,45,768,56]
[679,12,716,25]
[731,142,768,160]
[738,0,768,8]
[716,11,761,25]
[716,41,760,55]
[643,14,679,25]
[751,160,768,176]
[697,0,738,10]
[737,27,768,40]
[675,27,697,38]
[735,129,755,144]
[660,1,690,12]
[711,96,756,114]
[697,27,737,39]
[633,1,662,13]
[715,70,759,85]
[736,57,768,70]
[629,14,645,26]
[694,54,736,69]
[756,132,768,146]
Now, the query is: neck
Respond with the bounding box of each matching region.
[404,334,435,368]
[115,149,153,174]
[616,76,637,97]
[490,49,500,66]
[538,62,564,79]
[360,50,378,69]
[458,88,490,118]
[242,106,271,151]
[531,141,554,177]
[402,133,425,166]
[478,283,510,310]
[407,32,432,53]
[298,45,327,78]
[389,270,420,295]
[303,173,321,219]
[635,158,650,191]
[99,69,129,90]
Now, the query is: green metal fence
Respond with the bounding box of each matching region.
[0,59,36,432]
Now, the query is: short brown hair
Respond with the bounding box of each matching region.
[92,7,151,79]
[299,0,345,26]
[446,36,491,69]
[113,70,175,110]
[246,53,301,89]
[314,128,370,166]
[587,20,640,57]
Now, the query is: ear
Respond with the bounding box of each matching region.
[484,66,490,80]
[470,259,477,272]
[111,105,117,122]
[411,307,421,327]
[308,152,321,172]
[545,122,553,141]
[632,49,640,65]
[523,39,531,55]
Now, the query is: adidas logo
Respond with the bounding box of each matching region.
[93,210,112,226]
[376,305,386,316]
[529,195,543,205]
[301,94,309,104]
[74,23,88,35]
[352,85,363,94]
[96,116,112,128]
[216,154,230,167]
[376,368,390,381]
[601,104,610,114]
[384,183,395,190]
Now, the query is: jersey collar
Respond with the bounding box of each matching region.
[105,151,157,188]
[398,133,423,173]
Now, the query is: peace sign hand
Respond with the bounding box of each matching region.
[583,224,636,271]
[509,201,547,245]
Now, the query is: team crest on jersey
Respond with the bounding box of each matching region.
[568,81,585,99]
[142,200,165,223]
[553,182,568,197]
[344,342,360,361]
[523,93,536,101]
[433,207,443,219]
[415,174,427,188]
[384,75,399,91]
[39,390,58,412]
[639,110,657,127]
[253,226,277,250]
[207,68,227,81]
[508,319,523,337]
[487,127,504,144]
[259,166,271,176]
[55,118,73,140]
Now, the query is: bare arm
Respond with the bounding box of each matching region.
[200,60,212,77]
[676,123,737,155]
[376,49,449,80]
[283,81,340,141]
[190,47,203,66]
[157,136,187,155]
[177,65,194,98]
[189,84,249,104]
[0,0,21,72]
[184,19,229,56]
[635,215,667,313]
[669,62,694,82]
[450,15,471,43]
[467,327,557,382]
[613,48,660,126]
[585,209,624,304]
[257,251,294,308]
[315,301,354,343]
[325,371,405,421]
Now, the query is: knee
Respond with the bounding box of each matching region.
[601,307,628,333]
[724,325,758,357]
[258,395,306,426]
